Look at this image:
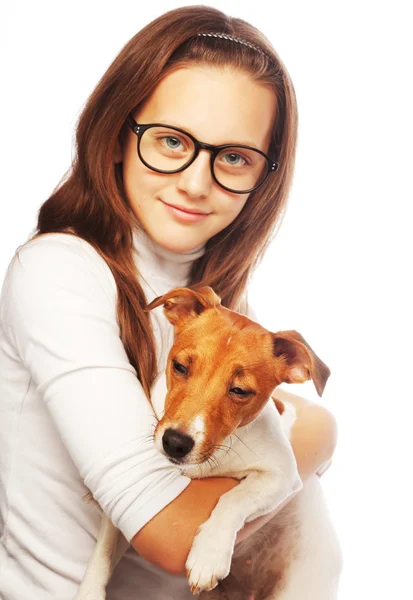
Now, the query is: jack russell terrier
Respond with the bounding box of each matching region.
[75,286,342,599]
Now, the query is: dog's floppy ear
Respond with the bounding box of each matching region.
[272,330,331,396]
[146,286,221,328]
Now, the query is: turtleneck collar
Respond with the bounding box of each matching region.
[132,222,206,288]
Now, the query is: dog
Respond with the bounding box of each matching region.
[75,286,342,599]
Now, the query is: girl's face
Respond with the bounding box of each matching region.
[117,65,277,253]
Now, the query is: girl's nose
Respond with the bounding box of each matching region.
[176,150,213,199]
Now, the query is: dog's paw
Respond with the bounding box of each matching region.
[185,527,234,595]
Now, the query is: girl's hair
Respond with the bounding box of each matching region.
[32,6,298,398]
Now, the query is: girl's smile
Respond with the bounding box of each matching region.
[160,199,211,223]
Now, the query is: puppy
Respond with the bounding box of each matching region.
[75,286,342,599]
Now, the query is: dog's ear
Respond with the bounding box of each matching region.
[272,330,330,396]
[146,286,221,327]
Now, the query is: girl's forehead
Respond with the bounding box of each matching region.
[135,65,277,149]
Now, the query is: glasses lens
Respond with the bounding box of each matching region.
[140,126,195,172]
[213,147,268,192]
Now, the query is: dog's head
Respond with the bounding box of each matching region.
[147,286,330,465]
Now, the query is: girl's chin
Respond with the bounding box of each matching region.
[154,235,206,254]
[133,209,213,253]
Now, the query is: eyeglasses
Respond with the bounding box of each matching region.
[126,115,279,194]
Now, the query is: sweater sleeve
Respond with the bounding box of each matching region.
[1,234,191,541]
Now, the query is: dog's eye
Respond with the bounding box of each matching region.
[173,360,188,376]
[230,387,253,397]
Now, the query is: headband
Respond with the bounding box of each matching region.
[197,32,272,61]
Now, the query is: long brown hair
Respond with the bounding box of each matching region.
[32,6,298,398]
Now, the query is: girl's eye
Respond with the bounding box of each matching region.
[166,136,181,149]
[173,360,188,376]
[230,387,253,397]
[161,136,185,151]
[222,152,247,166]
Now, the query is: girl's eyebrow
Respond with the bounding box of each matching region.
[149,118,261,150]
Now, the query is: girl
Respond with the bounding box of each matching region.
[0,6,337,599]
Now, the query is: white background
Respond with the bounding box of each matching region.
[2,1,412,597]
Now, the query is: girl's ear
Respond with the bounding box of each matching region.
[146,286,221,328]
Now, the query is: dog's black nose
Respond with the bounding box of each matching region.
[162,428,195,460]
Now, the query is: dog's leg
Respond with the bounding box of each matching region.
[185,470,296,595]
[74,514,126,600]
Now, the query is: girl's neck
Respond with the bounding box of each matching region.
[132,222,206,287]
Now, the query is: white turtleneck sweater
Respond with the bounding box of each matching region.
[0,227,246,600]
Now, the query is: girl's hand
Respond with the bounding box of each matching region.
[317,458,333,477]
[273,386,338,482]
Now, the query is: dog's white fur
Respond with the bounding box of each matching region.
[75,372,342,600]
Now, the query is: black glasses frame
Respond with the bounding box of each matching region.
[126,115,279,194]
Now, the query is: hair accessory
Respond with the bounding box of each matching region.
[197,32,271,60]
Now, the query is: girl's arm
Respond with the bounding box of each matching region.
[131,395,337,574]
